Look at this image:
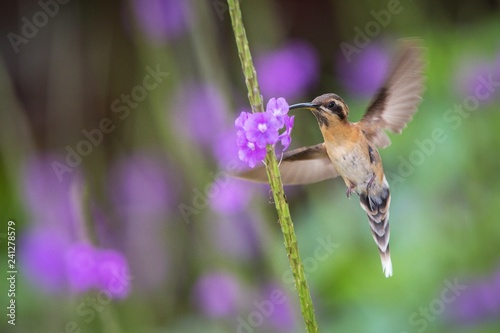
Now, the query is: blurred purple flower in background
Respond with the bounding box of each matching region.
[131,0,190,42]
[455,54,500,103]
[21,227,69,293]
[21,154,79,293]
[210,179,252,214]
[336,42,390,98]
[66,243,99,292]
[23,154,80,229]
[261,283,297,332]
[96,249,132,299]
[212,128,249,170]
[256,41,319,98]
[193,271,243,318]
[109,153,173,217]
[174,82,229,148]
[447,267,500,325]
[108,153,171,292]
[21,153,132,298]
[210,214,262,260]
[22,229,132,299]
[66,244,131,298]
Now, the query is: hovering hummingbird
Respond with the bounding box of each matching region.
[237,40,425,277]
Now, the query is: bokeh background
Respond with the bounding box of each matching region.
[1,0,500,332]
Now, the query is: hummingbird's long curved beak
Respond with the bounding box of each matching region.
[289,103,319,110]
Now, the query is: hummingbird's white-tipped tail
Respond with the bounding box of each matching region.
[381,252,393,278]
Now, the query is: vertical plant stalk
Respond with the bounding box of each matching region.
[227,1,319,332]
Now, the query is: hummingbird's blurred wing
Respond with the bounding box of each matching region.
[359,39,425,148]
[236,143,339,185]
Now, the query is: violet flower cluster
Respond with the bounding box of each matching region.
[235,97,294,168]
[256,41,319,98]
[21,154,131,299]
[336,42,389,98]
[65,243,131,298]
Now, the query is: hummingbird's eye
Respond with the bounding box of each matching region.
[327,101,337,110]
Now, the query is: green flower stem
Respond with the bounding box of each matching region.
[227,1,319,332]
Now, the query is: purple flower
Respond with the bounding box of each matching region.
[65,243,132,298]
[193,272,242,318]
[173,82,229,148]
[279,115,295,151]
[65,243,98,292]
[243,112,280,148]
[455,57,500,104]
[235,98,294,167]
[235,111,249,129]
[109,153,173,217]
[237,131,267,168]
[266,97,290,127]
[267,97,294,151]
[20,227,69,293]
[21,153,82,294]
[210,178,253,214]
[23,153,81,230]
[336,42,390,98]
[96,249,132,299]
[257,41,319,97]
[131,0,190,42]
[261,283,297,332]
[212,128,249,170]
[447,267,500,325]
[20,154,132,299]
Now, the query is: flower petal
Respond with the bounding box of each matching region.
[235,111,249,129]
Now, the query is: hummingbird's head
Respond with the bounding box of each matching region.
[290,93,349,127]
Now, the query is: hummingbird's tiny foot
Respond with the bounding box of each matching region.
[346,184,356,198]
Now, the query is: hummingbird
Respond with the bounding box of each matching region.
[237,40,425,277]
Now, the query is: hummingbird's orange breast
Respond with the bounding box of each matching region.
[322,123,382,191]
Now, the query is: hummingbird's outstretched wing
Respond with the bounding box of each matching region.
[359,39,425,148]
[235,143,338,185]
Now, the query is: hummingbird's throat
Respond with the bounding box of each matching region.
[312,110,330,128]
